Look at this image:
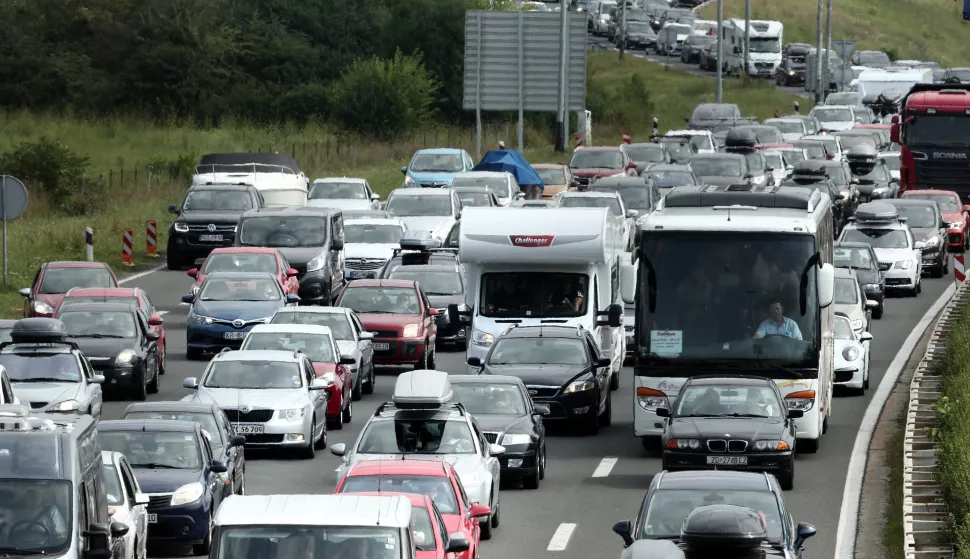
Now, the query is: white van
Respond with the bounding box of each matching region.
[722,19,783,78]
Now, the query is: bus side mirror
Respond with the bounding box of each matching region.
[890,122,900,144]
[620,260,636,304]
[818,263,835,308]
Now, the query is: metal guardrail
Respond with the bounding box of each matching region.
[903,282,969,559]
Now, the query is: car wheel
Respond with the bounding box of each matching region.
[873,303,884,320]
[158,342,166,375]
[363,364,375,395]
[146,365,159,395]
[328,411,343,430]
[491,495,500,528]
[351,370,362,401]
[932,260,945,278]
[539,444,546,480]
[302,418,318,458]
[917,278,922,294]
[427,343,436,369]
[192,511,213,556]
[610,369,620,391]
[186,347,203,360]
[132,368,147,401]
[599,390,612,427]
[342,398,352,424]
[779,462,795,491]
[236,468,245,495]
[524,461,541,489]
[414,345,429,370]
[798,437,819,454]
[314,418,328,450]
[480,503,493,541]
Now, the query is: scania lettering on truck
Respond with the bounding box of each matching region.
[448,207,636,386]
[891,84,970,200]
[722,19,783,78]
[632,184,836,453]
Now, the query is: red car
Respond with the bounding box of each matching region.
[335,460,491,559]
[60,287,168,374]
[334,279,438,369]
[344,492,471,559]
[19,261,119,318]
[567,147,636,189]
[187,247,299,296]
[901,189,970,252]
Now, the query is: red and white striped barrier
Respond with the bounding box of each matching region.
[146,220,159,257]
[955,254,965,284]
[85,227,93,262]
[622,130,632,144]
[122,228,135,267]
[575,134,583,148]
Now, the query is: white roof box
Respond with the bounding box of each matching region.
[393,370,453,409]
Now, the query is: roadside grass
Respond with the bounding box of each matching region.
[0,54,799,318]
[885,404,906,559]
[701,0,970,67]
[937,303,970,557]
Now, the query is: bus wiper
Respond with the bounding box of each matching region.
[751,361,811,378]
[0,548,46,555]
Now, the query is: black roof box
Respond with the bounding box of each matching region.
[619,540,686,559]
[854,201,900,222]
[724,128,758,149]
[680,504,767,551]
[846,144,877,175]
[9,318,70,344]
[664,184,819,210]
[791,160,828,177]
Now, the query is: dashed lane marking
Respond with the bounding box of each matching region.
[157,311,169,316]
[592,457,618,478]
[547,523,576,551]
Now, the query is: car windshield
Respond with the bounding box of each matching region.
[456,191,494,207]
[766,120,803,134]
[488,338,588,366]
[907,193,960,212]
[480,272,589,318]
[344,223,405,244]
[835,246,874,270]
[764,154,784,170]
[0,480,72,553]
[241,332,335,363]
[842,228,909,249]
[645,171,695,187]
[387,269,462,296]
[837,134,876,149]
[660,140,692,160]
[536,168,567,185]
[780,150,807,166]
[238,217,329,248]
[835,316,854,339]
[62,296,138,310]
[748,37,781,53]
[100,431,202,470]
[202,253,278,275]
[627,22,653,33]
[218,526,404,559]
[204,360,303,389]
[410,153,464,172]
[880,156,900,171]
[103,462,125,506]
[38,267,114,294]
[560,196,623,216]
[123,412,222,445]
[60,310,137,338]
[569,150,624,169]
[623,146,666,163]
[199,277,281,301]
[270,312,354,340]
[695,105,737,121]
[835,278,859,304]
[451,176,511,199]
[591,185,651,211]
[812,108,853,122]
[339,287,421,314]
[450,383,528,415]
[690,158,742,177]
[894,205,938,228]
[386,195,452,217]
[308,182,367,200]
[794,142,826,159]
[675,384,781,418]
[357,418,476,456]
[182,190,254,211]
[339,475,460,515]
[744,152,765,174]
[642,489,784,541]
[0,352,81,382]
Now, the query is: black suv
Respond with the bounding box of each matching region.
[167,183,264,269]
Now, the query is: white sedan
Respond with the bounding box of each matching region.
[103,451,149,559]
[557,190,637,251]
[834,313,872,395]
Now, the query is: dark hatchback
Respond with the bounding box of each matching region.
[55,302,161,400]
[657,376,799,490]
[384,263,467,348]
[97,420,228,555]
[467,325,612,435]
[887,199,949,278]
[166,184,264,270]
[835,242,885,318]
[449,375,547,488]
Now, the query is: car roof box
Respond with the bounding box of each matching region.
[680,504,768,551]
[620,540,686,559]
[724,128,757,149]
[791,160,828,178]
[9,318,70,345]
[846,144,877,175]
[854,201,901,223]
[399,231,442,252]
[392,370,453,409]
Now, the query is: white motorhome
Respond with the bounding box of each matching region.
[193,153,310,207]
[631,184,836,453]
[722,19,783,78]
[854,68,934,100]
[449,207,636,385]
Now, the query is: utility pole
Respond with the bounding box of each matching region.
[619,0,627,59]
[815,0,823,104]
[824,0,833,96]
[715,0,723,102]
[555,0,568,152]
[743,0,751,78]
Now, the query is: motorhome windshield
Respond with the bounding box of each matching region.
[239,217,329,248]
[637,232,819,369]
[479,272,589,318]
[0,480,72,554]
[748,37,781,53]
[905,114,970,149]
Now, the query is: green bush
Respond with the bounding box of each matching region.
[586,72,654,130]
[329,50,440,139]
[0,137,104,215]
[936,303,970,557]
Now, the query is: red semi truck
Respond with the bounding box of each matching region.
[891,84,970,199]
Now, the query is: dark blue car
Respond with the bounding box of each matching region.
[97,419,228,555]
[181,271,299,360]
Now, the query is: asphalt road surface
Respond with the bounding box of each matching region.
[107,267,952,559]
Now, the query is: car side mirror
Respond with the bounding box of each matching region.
[860,331,873,342]
[339,354,356,365]
[109,521,129,538]
[286,268,299,277]
[286,294,301,304]
[446,533,470,553]
[626,209,639,218]
[597,357,612,368]
[788,409,804,419]
[84,523,113,559]
[488,443,506,456]
[18,287,30,298]
[469,503,492,519]
[865,299,879,309]
[467,356,482,368]
[148,314,164,326]
[229,435,246,447]
[612,520,635,547]
[400,166,408,175]
[91,374,105,385]
[134,493,149,506]
[370,193,380,201]
[183,377,199,389]
[146,330,160,341]
[330,442,347,457]
[534,403,551,416]
[359,332,375,340]
[794,522,817,548]
[168,204,179,215]
[181,294,195,304]
[210,460,228,474]
[964,204,970,213]
[187,268,198,278]
[656,407,670,417]
[310,378,332,391]
[429,308,439,316]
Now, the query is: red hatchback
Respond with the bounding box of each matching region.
[334,280,437,369]
[343,492,471,559]
[901,189,970,251]
[187,247,299,296]
[61,287,168,374]
[335,460,490,559]
[567,147,635,189]
[20,261,119,318]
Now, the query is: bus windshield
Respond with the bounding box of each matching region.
[637,232,819,370]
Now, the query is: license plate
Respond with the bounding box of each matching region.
[707,456,748,466]
[234,424,264,434]
[199,234,223,242]
[223,331,247,340]
[147,514,157,523]
[373,343,390,351]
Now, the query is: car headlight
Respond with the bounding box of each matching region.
[306,255,325,273]
[753,440,790,451]
[32,301,53,315]
[189,314,215,325]
[282,407,307,421]
[872,187,888,195]
[501,433,532,446]
[894,260,913,269]
[403,176,417,187]
[850,319,864,331]
[321,372,337,385]
[564,379,595,393]
[950,222,963,230]
[115,350,137,365]
[173,222,189,233]
[785,391,815,411]
[925,235,940,247]
[788,70,795,76]
[402,323,420,338]
[472,329,494,347]
[666,438,700,450]
[842,346,860,361]
[50,400,81,412]
[863,283,881,290]
[170,482,204,506]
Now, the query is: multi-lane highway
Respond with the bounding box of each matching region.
[107,265,953,559]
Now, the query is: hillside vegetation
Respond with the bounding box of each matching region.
[702,0,970,67]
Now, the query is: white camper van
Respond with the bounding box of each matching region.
[722,19,783,78]
[193,153,310,207]
[854,68,934,100]
[448,207,636,386]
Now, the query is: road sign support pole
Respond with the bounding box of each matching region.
[517,15,525,151]
[744,0,750,77]
[715,0,723,103]
[556,1,568,153]
[822,0,833,100]
[475,14,484,159]
[815,0,823,104]
[619,0,626,60]
[1,177,7,290]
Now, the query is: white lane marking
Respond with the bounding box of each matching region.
[834,282,956,558]
[118,264,166,285]
[179,302,190,306]
[546,523,576,551]
[157,311,168,316]
[592,457,618,478]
